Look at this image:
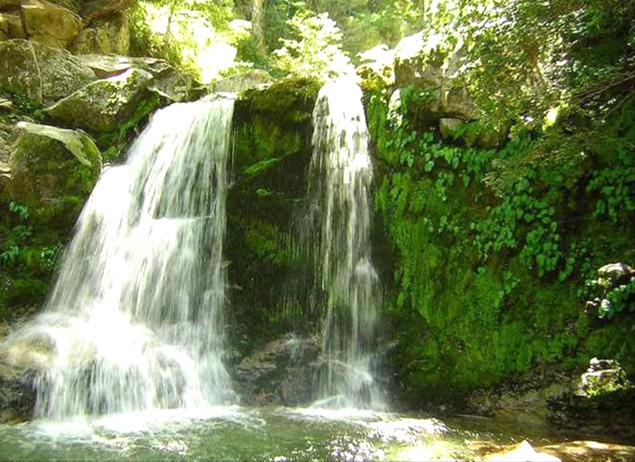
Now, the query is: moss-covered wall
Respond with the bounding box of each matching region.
[226,77,321,355]
[367,88,635,407]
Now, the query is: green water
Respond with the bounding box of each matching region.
[0,406,581,461]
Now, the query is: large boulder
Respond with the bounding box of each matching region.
[0,39,96,105]
[44,67,155,136]
[4,121,101,230]
[69,11,129,55]
[20,0,82,49]
[75,54,195,102]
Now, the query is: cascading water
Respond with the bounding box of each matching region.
[5,96,235,419]
[304,78,384,410]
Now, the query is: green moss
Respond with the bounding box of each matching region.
[370,87,635,405]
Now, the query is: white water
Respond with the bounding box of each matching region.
[306,79,384,410]
[4,96,236,419]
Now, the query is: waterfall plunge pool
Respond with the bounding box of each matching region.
[0,406,614,461]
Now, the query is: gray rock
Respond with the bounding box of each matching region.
[214,69,273,93]
[75,54,194,102]
[44,67,154,135]
[20,0,82,49]
[0,39,97,105]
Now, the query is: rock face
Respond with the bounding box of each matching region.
[4,121,101,229]
[44,67,155,135]
[0,39,96,104]
[69,12,129,55]
[234,333,319,406]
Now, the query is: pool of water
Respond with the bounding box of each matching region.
[0,406,603,461]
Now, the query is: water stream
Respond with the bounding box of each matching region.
[4,96,236,418]
[304,79,384,409]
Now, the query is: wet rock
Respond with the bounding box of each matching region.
[538,441,635,462]
[0,39,97,105]
[44,67,155,135]
[20,0,82,49]
[234,333,319,406]
[0,359,35,423]
[68,12,129,55]
[4,121,101,230]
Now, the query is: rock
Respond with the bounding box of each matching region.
[548,359,635,440]
[75,54,194,102]
[79,0,134,25]
[392,31,478,121]
[44,67,155,135]
[0,0,23,8]
[214,69,274,93]
[0,96,11,110]
[577,357,633,397]
[486,440,561,462]
[234,333,319,406]
[538,441,635,462]
[439,117,463,140]
[0,39,97,105]
[20,0,82,49]
[0,359,35,423]
[0,12,26,39]
[598,263,635,281]
[68,12,129,55]
[4,121,101,229]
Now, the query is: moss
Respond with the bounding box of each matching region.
[370,88,635,407]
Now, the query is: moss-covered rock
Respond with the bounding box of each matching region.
[0,39,96,105]
[226,77,320,355]
[4,121,101,230]
[43,67,154,136]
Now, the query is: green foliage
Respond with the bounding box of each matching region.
[370,71,635,397]
[272,11,354,80]
[129,0,244,82]
[0,201,64,319]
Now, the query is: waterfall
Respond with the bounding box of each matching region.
[5,96,235,419]
[305,79,384,410]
